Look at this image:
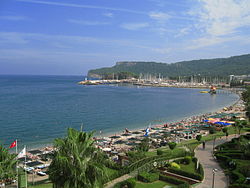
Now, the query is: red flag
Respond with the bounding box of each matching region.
[9,140,16,148]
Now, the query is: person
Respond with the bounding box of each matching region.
[202,141,205,149]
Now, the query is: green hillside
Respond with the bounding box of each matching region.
[88,54,250,78]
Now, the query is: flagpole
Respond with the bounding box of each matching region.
[16,139,18,188]
[25,145,28,188]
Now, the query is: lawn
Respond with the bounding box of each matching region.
[104,166,119,180]
[179,160,197,174]
[145,147,185,157]
[135,180,176,188]
[178,126,250,152]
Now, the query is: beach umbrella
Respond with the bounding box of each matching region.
[102,148,111,152]
[126,142,138,146]
[132,131,141,134]
[121,133,132,136]
[128,137,140,141]
[109,135,121,139]
[114,140,126,145]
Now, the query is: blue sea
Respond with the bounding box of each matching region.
[0,75,239,150]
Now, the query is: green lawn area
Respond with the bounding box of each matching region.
[145,126,250,157]
[135,180,176,188]
[178,126,250,152]
[104,166,119,180]
[145,147,185,157]
[179,160,197,174]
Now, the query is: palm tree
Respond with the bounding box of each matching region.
[0,145,17,184]
[235,120,244,135]
[48,128,107,188]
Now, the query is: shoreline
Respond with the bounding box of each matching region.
[24,90,242,152]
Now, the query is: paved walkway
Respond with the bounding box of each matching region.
[195,135,237,188]
[105,174,133,188]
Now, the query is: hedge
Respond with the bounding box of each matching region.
[114,178,136,188]
[215,150,244,154]
[229,184,250,188]
[159,174,187,185]
[157,149,164,155]
[138,172,159,183]
[231,170,246,184]
[183,156,192,164]
[215,153,231,161]
[223,153,243,159]
[125,150,187,174]
[192,157,198,164]
[197,163,204,179]
[168,167,203,181]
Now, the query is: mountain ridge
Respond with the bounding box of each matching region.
[88,54,250,78]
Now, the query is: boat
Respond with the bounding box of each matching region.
[200,91,209,93]
[209,85,217,94]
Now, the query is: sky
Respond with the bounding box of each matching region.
[0,0,250,75]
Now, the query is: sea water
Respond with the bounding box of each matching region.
[0,75,239,149]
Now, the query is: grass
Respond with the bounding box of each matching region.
[135,180,176,188]
[179,161,197,174]
[104,166,119,179]
[178,126,250,152]
[145,147,185,157]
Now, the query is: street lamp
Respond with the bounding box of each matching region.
[212,168,218,188]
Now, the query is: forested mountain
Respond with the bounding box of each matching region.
[88,54,250,78]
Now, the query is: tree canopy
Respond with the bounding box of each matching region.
[48,128,107,188]
[0,145,17,183]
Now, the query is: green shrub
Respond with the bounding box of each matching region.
[168,167,203,181]
[197,163,204,179]
[215,150,243,154]
[157,149,164,155]
[231,170,245,184]
[170,162,180,169]
[229,184,250,188]
[209,128,216,134]
[192,157,198,163]
[168,142,177,150]
[173,158,182,164]
[183,156,192,164]
[159,174,187,185]
[138,172,159,183]
[215,153,231,162]
[196,135,202,142]
[114,178,136,188]
[178,183,190,188]
[223,153,243,159]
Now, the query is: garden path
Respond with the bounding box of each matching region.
[195,134,238,188]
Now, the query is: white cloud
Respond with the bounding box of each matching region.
[151,47,170,54]
[67,19,110,26]
[0,15,29,21]
[17,0,146,15]
[120,23,149,30]
[0,32,28,44]
[149,11,171,22]
[191,0,250,37]
[103,12,114,18]
[174,27,191,37]
[0,32,163,53]
[186,35,240,50]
